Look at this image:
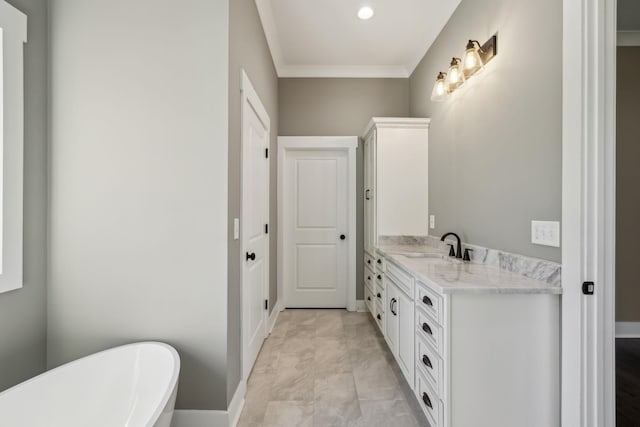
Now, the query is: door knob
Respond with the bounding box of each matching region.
[246,252,256,261]
[340,234,346,240]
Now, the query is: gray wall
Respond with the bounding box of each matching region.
[616,47,640,322]
[228,0,278,404]
[278,78,410,299]
[409,0,562,262]
[0,0,48,392]
[47,0,230,410]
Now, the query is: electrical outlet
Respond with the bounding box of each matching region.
[234,218,240,240]
[531,221,560,247]
[429,215,435,229]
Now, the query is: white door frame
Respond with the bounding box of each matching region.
[562,0,616,425]
[240,69,270,381]
[277,136,358,312]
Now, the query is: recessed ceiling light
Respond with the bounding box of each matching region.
[357,6,374,20]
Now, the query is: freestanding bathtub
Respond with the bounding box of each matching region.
[0,342,180,427]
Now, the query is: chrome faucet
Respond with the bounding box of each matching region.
[440,232,462,259]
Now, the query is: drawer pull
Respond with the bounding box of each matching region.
[377,275,382,280]
[377,293,382,299]
[422,295,433,307]
[422,354,433,369]
[368,276,371,281]
[377,314,381,320]
[422,322,433,335]
[367,296,371,301]
[422,392,433,409]
[390,298,397,316]
[377,259,382,264]
[367,259,371,264]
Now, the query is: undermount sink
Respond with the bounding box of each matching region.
[400,252,445,259]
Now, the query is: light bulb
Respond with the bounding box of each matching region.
[445,58,465,92]
[430,72,448,102]
[462,40,484,78]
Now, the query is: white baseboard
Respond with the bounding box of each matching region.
[268,301,283,333]
[228,379,246,427]
[356,299,368,312]
[616,322,640,338]
[171,410,227,427]
[171,380,246,427]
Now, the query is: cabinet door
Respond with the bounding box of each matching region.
[397,288,415,385]
[385,281,399,356]
[363,137,371,253]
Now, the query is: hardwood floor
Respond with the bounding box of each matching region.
[617,339,640,426]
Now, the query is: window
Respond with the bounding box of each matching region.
[0,1,26,293]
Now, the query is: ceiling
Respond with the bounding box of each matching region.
[619,0,640,31]
[255,0,462,78]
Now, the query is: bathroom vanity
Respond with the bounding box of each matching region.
[365,247,561,427]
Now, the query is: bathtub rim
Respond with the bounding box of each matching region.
[0,341,181,426]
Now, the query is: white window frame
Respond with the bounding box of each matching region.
[0,1,26,294]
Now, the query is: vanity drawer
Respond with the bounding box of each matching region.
[365,253,376,270]
[365,266,376,289]
[375,283,384,303]
[416,307,443,357]
[416,280,443,325]
[374,254,385,273]
[375,301,384,331]
[416,368,443,427]
[386,261,414,297]
[416,330,444,396]
[364,286,374,312]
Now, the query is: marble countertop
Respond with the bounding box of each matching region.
[377,245,563,295]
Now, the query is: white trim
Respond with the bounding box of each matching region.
[240,69,271,383]
[617,31,640,46]
[277,136,358,311]
[0,1,27,294]
[267,300,283,334]
[171,410,228,427]
[356,299,368,312]
[616,322,640,338]
[562,0,617,425]
[362,117,431,139]
[277,64,410,79]
[227,380,246,427]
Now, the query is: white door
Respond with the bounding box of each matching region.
[282,149,349,308]
[241,71,269,379]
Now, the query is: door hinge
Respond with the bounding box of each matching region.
[265,224,269,234]
[265,299,269,310]
[582,281,595,295]
[265,148,269,158]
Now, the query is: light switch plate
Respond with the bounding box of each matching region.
[429,215,435,229]
[234,218,240,240]
[531,221,560,247]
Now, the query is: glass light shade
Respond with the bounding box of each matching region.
[462,41,484,78]
[445,58,465,92]
[430,72,448,102]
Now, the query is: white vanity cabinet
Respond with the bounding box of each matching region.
[377,255,560,427]
[363,118,430,255]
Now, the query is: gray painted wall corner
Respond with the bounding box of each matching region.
[0,0,48,393]
[409,0,562,263]
[227,0,279,406]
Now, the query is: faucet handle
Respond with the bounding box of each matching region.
[447,244,456,257]
[463,248,473,262]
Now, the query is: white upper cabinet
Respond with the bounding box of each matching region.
[363,118,430,254]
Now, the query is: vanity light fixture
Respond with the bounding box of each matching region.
[357,6,374,20]
[430,34,498,102]
[445,57,465,92]
[430,72,448,102]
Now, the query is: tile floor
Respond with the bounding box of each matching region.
[237,309,429,427]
